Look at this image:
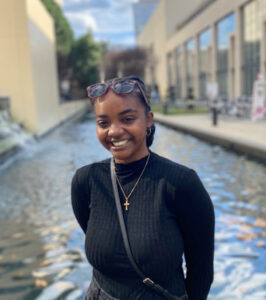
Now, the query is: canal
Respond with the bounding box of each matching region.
[0,114,265,300]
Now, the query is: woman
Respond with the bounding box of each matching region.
[71,76,215,300]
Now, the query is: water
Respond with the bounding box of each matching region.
[0,109,33,164]
[0,114,265,300]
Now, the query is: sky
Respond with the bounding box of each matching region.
[63,0,137,47]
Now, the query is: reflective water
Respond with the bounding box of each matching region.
[0,114,265,300]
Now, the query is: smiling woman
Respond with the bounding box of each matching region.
[71,76,215,300]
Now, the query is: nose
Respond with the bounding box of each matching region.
[108,122,124,138]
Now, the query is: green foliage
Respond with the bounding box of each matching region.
[41,0,101,97]
[42,0,73,56]
[71,32,101,89]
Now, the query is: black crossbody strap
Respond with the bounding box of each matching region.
[110,159,186,300]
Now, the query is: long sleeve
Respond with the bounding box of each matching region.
[177,169,215,300]
[71,170,90,233]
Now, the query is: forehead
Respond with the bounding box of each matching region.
[94,90,144,114]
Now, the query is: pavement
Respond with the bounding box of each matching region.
[154,113,266,162]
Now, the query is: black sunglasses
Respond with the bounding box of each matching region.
[86,79,150,107]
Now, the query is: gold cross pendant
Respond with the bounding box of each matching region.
[124,199,130,211]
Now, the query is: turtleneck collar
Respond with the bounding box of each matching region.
[114,151,152,177]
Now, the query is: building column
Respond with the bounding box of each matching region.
[171,50,176,89]
[228,33,236,99]
[181,43,187,99]
[210,23,217,83]
[261,17,266,77]
[194,35,200,100]
[235,7,242,98]
[207,45,212,83]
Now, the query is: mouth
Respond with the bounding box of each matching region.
[110,139,130,149]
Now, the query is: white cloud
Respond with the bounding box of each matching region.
[65,10,98,32]
[63,0,136,46]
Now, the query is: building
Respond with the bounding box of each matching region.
[0,0,86,136]
[136,0,266,102]
[133,0,159,37]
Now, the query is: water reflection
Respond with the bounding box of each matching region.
[0,115,265,299]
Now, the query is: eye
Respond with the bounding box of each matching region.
[123,116,136,123]
[97,120,109,128]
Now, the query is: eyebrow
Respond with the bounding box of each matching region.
[96,114,108,118]
[119,109,138,115]
[96,109,138,118]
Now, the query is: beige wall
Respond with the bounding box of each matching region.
[0,0,86,136]
[27,0,60,135]
[165,0,214,39]
[0,0,37,130]
[137,0,168,99]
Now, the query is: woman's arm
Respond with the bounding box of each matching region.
[71,169,90,234]
[177,169,215,300]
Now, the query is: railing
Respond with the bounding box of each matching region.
[213,96,253,119]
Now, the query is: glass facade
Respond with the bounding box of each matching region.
[216,13,235,97]
[242,0,266,96]
[199,28,211,99]
[186,39,195,96]
[175,46,182,99]
[155,1,266,102]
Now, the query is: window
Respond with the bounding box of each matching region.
[175,46,182,99]
[242,0,266,96]
[199,28,211,100]
[216,13,235,97]
[186,39,195,96]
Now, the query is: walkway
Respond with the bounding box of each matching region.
[154,113,266,162]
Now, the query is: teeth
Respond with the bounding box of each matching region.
[112,140,128,146]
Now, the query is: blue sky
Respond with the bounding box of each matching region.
[217,13,235,47]
[63,0,137,47]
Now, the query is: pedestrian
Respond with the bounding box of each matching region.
[71,75,215,300]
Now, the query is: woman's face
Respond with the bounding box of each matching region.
[94,90,153,164]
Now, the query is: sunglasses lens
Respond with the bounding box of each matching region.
[88,84,107,98]
[114,81,134,94]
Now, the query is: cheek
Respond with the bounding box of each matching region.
[96,127,105,144]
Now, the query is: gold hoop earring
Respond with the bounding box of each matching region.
[146,127,152,137]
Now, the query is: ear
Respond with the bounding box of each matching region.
[146,111,154,127]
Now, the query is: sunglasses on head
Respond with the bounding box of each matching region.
[86,79,150,107]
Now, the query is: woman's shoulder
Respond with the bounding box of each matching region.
[151,151,192,176]
[150,151,201,191]
[74,157,111,182]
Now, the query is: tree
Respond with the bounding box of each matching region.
[42,0,73,55]
[42,0,74,98]
[102,48,148,80]
[71,32,101,96]
[42,0,101,99]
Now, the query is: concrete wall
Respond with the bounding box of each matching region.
[165,0,215,39]
[27,0,60,135]
[0,0,37,130]
[0,0,87,137]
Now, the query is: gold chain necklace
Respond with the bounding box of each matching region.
[114,153,150,211]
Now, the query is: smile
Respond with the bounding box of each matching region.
[111,139,129,147]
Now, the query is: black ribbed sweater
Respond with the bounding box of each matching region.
[71,151,215,300]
